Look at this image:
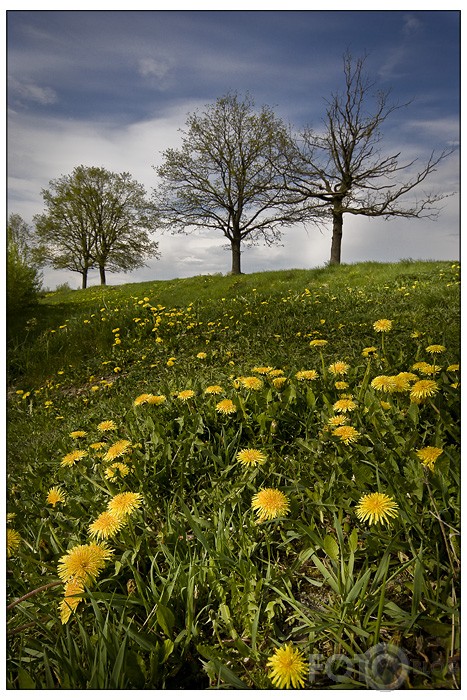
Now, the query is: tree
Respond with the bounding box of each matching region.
[285,53,455,264]
[34,166,159,288]
[153,92,305,275]
[7,214,42,314]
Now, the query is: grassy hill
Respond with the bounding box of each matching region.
[7,261,460,689]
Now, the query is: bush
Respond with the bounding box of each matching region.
[7,244,42,315]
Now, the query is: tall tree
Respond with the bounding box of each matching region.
[153,92,306,275]
[285,53,455,264]
[34,166,159,288]
[7,213,42,313]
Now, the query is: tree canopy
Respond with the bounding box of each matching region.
[284,53,455,264]
[34,165,159,288]
[153,92,307,274]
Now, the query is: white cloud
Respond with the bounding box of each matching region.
[9,77,58,105]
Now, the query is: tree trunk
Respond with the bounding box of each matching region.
[231,236,242,275]
[81,269,88,289]
[330,206,343,265]
[99,265,106,285]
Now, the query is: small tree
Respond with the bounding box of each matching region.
[7,214,42,314]
[153,92,305,275]
[34,166,159,288]
[286,53,455,264]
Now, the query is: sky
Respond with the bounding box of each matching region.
[6,6,460,290]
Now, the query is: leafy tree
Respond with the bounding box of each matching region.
[7,214,42,314]
[34,166,159,288]
[285,53,455,264]
[153,92,306,275]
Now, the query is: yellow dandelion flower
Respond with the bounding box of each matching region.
[205,385,224,395]
[107,492,142,518]
[177,390,195,401]
[309,339,328,347]
[335,381,349,390]
[332,425,361,445]
[252,366,273,374]
[371,375,397,393]
[328,414,349,426]
[268,369,284,377]
[447,364,459,372]
[355,492,399,526]
[69,430,87,439]
[60,577,85,624]
[380,401,392,410]
[104,466,117,481]
[216,399,237,415]
[328,361,349,375]
[89,511,125,540]
[412,361,441,375]
[46,486,66,507]
[146,394,166,405]
[57,543,113,584]
[239,376,263,390]
[236,448,267,467]
[7,528,21,557]
[133,393,153,406]
[425,344,446,354]
[373,319,393,332]
[397,372,419,383]
[97,420,117,432]
[196,352,207,359]
[392,374,412,392]
[296,370,318,381]
[362,346,378,357]
[61,449,88,467]
[416,446,443,471]
[272,377,287,389]
[89,442,106,451]
[252,488,290,523]
[103,439,132,462]
[410,380,439,403]
[266,644,308,689]
[333,398,357,413]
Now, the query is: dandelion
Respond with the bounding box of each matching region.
[147,394,166,405]
[371,375,397,393]
[97,420,117,432]
[333,398,357,413]
[268,369,284,377]
[252,366,273,374]
[61,449,88,467]
[89,511,124,540]
[7,528,21,557]
[373,319,393,332]
[252,488,290,523]
[236,448,267,467]
[309,339,328,347]
[335,381,349,390]
[416,446,443,471]
[273,377,287,389]
[355,492,399,526]
[447,364,459,372]
[295,370,318,381]
[328,415,349,426]
[266,644,308,689]
[58,543,113,584]
[196,352,207,359]
[107,492,142,518]
[177,390,195,401]
[332,425,361,445]
[328,361,349,376]
[239,376,263,390]
[362,346,377,357]
[89,442,106,451]
[133,393,153,406]
[60,577,84,624]
[392,374,412,392]
[216,399,237,415]
[103,439,131,462]
[69,430,87,439]
[410,380,439,403]
[47,486,66,507]
[205,385,224,395]
[425,344,446,354]
[412,361,441,376]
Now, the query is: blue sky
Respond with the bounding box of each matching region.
[7,8,460,289]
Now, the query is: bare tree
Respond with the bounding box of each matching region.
[286,53,455,264]
[153,92,305,275]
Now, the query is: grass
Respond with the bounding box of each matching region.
[6,260,460,689]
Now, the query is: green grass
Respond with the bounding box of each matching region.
[7,260,460,689]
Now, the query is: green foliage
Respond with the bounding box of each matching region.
[7,214,42,315]
[7,261,460,689]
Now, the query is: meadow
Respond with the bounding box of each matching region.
[6,260,460,689]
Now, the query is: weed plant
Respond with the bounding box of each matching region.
[7,261,460,689]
